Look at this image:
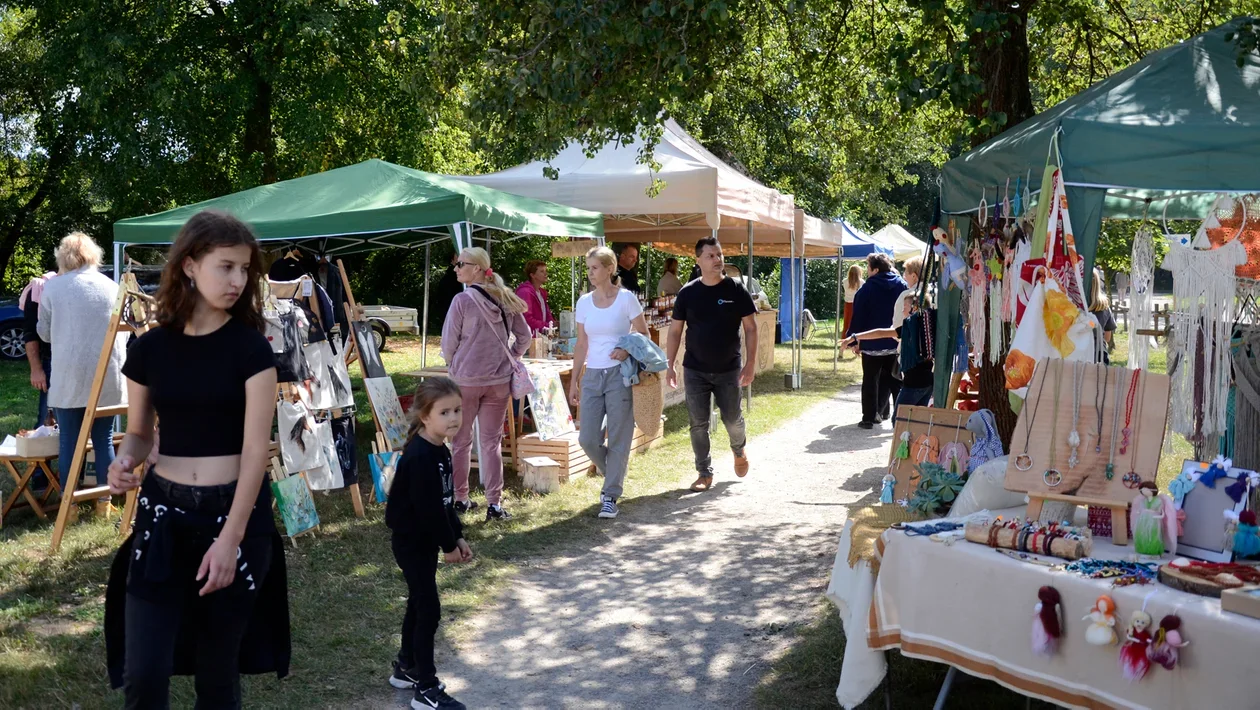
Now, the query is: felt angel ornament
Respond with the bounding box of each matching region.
[1119,610,1154,682]
[1146,615,1188,671]
[1031,586,1063,657]
[880,473,896,505]
[1083,595,1119,646]
[1131,481,1178,558]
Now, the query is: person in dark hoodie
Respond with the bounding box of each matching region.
[844,253,907,428]
[385,376,472,710]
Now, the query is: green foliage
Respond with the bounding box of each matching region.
[1226,16,1260,66]
[908,461,965,518]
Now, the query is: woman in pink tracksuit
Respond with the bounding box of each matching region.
[440,247,531,522]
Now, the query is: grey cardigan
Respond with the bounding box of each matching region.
[37,267,128,409]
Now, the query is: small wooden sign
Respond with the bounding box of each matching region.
[552,240,596,258]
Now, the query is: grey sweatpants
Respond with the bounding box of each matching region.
[578,365,635,500]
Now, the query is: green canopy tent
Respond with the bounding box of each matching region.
[935,17,1260,403]
[113,158,605,365]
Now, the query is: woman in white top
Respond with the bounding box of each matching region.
[657,257,683,296]
[568,246,648,520]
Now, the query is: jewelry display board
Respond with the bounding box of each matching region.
[886,405,974,502]
[1004,360,1171,502]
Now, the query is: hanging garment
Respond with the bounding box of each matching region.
[269,309,311,384]
[303,342,335,410]
[1129,225,1157,371]
[1160,239,1247,441]
[1004,276,1095,398]
[331,415,358,486]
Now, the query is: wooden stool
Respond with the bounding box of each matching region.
[1,453,62,523]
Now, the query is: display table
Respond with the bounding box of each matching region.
[828,515,1260,709]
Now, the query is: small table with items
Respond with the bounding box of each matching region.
[1,451,61,523]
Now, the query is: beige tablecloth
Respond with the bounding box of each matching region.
[864,530,1260,709]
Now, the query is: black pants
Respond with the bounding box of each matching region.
[684,367,747,476]
[123,474,270,710]
[860,354,902,423]
[393,536,440,687]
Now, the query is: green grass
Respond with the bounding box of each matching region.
[0,331,860,708]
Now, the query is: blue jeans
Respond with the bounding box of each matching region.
[53,407,115,486]
[894,385,933,420]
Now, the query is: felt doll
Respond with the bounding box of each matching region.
[1200,455,1232,489]
[1031,586,1063,657]
[1146,615,1187,671]
[895,431,911,460]
[965,409,1004,473]
[1119,610,1154,682]
[880,473,896,504]
[1232,510,1260,558]
[932,227,969,292]
[913,416,940,464]
[1083,595,1118,646]
[1131,481,1178,558]
[1167,469,1197,508]
[938,425,969,476]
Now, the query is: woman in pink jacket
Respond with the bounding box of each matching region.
[515,260,555,335]
[441,247,531,521]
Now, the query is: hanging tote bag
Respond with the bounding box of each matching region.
[469,288,536,399]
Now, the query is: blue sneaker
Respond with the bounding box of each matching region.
[598,495,619,519]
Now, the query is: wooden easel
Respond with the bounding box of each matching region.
[266,276,365,518]
[268,455,320,547]
[50,274,150,553]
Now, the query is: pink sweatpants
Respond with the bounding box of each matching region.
[451,382,510,506]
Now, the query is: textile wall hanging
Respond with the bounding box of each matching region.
[1129,224,1156,371]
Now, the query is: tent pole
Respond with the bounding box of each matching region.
[747,220,754,411]
[645,243,652,297]
[834,248,842,373]
[113,242,123,283]
[421,243,431,369]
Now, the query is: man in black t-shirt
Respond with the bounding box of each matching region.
[666,237,758,492]
[614,243,641,294]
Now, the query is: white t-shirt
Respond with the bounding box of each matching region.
[576,289,643,370]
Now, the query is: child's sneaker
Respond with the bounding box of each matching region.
[412,682,466,709]
[453,500,478,515]
[389,660,422,689]
[598,495,619,519]
[485,504,512,522]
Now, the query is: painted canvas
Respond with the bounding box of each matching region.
[365,376,409,450]
[271,473,319,538]
[276,399,324,474]
[327,343,355,408]
[369,451,401,503]
[303,342,335,410]
[304,417,344,490]
[352,321,387,378]
[525,366,574,441]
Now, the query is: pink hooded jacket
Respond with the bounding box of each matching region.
[441,287,531,387]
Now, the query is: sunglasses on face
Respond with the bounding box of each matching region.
[454,261,474,269]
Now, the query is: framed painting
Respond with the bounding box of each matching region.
[364,376,409,451]
[369,451,401,503]
[351,321,387,379]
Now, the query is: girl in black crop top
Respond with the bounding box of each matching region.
[103,210,290,708]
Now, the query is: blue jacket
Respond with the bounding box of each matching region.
[615,333,668,387]
[845,271,908,354]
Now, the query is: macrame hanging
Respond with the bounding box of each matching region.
[1129,224,1156,371]
[989,273,1005,365]
[1161,237,1248,443]
[968,246,987,363]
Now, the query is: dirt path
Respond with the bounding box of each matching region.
[405,387,892,709]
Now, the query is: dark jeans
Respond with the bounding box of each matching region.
[860,354,902,423]
[35,354,52,426]
[684,367,747,477]
[124,475,268,710]
[894,385,933,420]
[53,406,115,485]
[393,536,441,687]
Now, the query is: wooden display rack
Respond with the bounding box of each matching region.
[267,274,364,518]
[50,274,150,553]
[1003,360,1171,545]
[517,425,663,482]
[885,405,974,501]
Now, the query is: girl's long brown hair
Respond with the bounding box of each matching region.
[156,210,265,333]
[405,376,463,442]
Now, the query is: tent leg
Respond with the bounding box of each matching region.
[644,244,652,298]
[421,243,431,369]
[747,221,754,412]
[113,242,123,283]
[834,248,842,373]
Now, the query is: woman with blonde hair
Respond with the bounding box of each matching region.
[568,246,648,520]
[441,246,531,521]
[843,264,864,333]
[37,231,127,485]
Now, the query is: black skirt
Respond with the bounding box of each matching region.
[104,471,292,689]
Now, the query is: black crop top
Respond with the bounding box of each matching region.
[122,318,276,457]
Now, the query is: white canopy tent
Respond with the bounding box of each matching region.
[870,224,929,261]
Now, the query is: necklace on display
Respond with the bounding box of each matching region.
[1015,357,1052,471]
[1106,368,1126,481]
[1120,368,1142,455]
[1044,359,1065,488]
[1124,369,1149,489]
[1068,361,1084,468]
[1094,365,1109,454]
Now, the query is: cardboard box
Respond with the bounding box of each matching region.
[15,432,59,458]
[1221,584,1260,620]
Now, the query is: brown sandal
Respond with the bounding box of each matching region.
[689,476,714,492]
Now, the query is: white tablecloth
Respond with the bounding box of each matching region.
[828,518,1260,709]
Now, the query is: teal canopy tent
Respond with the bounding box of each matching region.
[940,17,1260,285]
[113,159,605,253]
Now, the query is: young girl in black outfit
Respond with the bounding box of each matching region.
[104,210,289,709]
[386,376,472,710]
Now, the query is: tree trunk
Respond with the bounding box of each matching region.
[967,0,1034,449]
[0,130,70,283]
[242,73,277,184]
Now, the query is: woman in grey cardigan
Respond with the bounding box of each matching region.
[37,232,127,484]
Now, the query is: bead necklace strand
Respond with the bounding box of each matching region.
[1015,357,1051,471]
[1094,364,1109,454]
[1106,368,1126,481]
[1120,368,1142,455]
[1068,361,1084,468]
[1044,359,1065,487]
[1124,369,1149,489]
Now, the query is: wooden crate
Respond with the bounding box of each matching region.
[517,425,663,480]
[522,456,564,494]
